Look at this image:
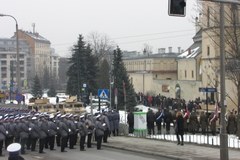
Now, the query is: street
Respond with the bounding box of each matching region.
[2,146,173,160]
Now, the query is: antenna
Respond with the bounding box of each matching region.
[32,23,35,33]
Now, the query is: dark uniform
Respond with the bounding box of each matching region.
[199,111,208,135]
[85,115,94,148]
[127,111,134,134]
[47,116,57,150]
[95,115,104,150]
[78,116,87,151]
[19,117,29,154]
[0,117,7,156]
[28,117,39,151]
[38,116,48,153]
[59,116,69,152]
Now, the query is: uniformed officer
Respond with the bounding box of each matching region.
[78,115,87,151]
[95,114,105,150]
[4,116,15,149]
[0,115,7,156]
[102,111,110,142]
[85,114,94,148]
[65,114,74,149]
[47,114,57,150]
[28,116,39,151]
[38,115,48,153]
[19,116,29,154]
[59,115,69,152]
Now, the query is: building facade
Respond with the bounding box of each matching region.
[18,30,59,85]
[0,38,29,92]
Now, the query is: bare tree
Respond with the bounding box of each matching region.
[142,43,153,56]
[87,32,115,63]
[198,1,240,111]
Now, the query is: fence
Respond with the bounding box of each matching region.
[118,123,240,149]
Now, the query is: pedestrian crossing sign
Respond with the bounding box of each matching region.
[98,89,109,99]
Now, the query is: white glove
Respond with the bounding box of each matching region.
[102,123,106,126]
[57,127,59,130]
[68,129,71,132]
[28,128,32,131]
[6,131,9,134]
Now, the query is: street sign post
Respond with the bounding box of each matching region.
[199,87,217,144]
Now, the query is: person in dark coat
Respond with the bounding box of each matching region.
[0,116,7,156]
[59,115,69,152]
[102,112,110,143]
[95,115,105,150]
[85,114,94,148]
[4,116,15,150]
[28,116,39,151]
[38,115,48,153]
[19,116,29,154]
[147,109,155,135]
[127,110,134,134]
[78,115,87,151]
[199,111,208,135]
[47,114,58,150]
[175,111,184,146]
[112,110,120,136]
[227,111,237,134]
[155,108,164,134]
[164,110,173,134]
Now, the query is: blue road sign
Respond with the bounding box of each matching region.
[98,89,109,99]
[199,87,217,93]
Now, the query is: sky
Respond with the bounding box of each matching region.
[0,0,199,57]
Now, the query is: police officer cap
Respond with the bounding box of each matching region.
[79,115,85,119]
[0,116,2,120]
[96,114,101,119]
[32,116,37,120]
[61,114,66,118]
[7,143,21,153]
[49,114,54,119]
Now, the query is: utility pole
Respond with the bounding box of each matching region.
[219,2,228,160]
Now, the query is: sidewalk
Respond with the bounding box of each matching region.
[101,136,240,160]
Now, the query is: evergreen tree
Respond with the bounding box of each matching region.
[111,47,136,111]
[98,58,110,89]
[42,67,50,89]
[66,35,99,100]
[31,75,43,98]
[47,79,56,97]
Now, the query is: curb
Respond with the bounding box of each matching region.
[99,142,191,160]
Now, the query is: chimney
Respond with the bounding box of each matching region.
[188,48,191,55]
[178,47,181,53]
[168,47,172,53]
[158,48,165,54]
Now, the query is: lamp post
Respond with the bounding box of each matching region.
[0,14,21,94]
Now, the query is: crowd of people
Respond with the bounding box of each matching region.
[129,93,240,144]
[0,107,120,158]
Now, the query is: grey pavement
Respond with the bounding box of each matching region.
[101,136,240,160]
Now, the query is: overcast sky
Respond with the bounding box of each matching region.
[0,0,198,57]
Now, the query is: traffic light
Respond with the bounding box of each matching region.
[168,0,186,17]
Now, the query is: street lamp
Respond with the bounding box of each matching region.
[0,14,21,94]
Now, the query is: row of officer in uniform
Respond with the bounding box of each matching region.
[0,110,112,156]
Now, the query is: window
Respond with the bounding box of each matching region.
[207,46,210,56]
[207,7,210,27]
[192,70,194,78]
[185,70,187,78]
[1,61,7,65]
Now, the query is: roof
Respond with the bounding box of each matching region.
[178,46,201,59]
[123,52,181,60]
[19,30,50,43]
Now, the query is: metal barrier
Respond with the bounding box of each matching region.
[118,123,240,149]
